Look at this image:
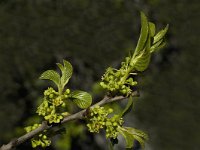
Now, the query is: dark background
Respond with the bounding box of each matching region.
[0,0,199,150]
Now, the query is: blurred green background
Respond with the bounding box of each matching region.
[0,0,199,150]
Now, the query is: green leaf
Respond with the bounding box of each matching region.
[129,13,168,72]
[120,96,133,117]
[124,127,148,148]
[118,127,148,149]
[146,33,151,51]
[57,60,73,88]
[56,63,64,71]
[131,48,151,72]
[150,38,167,53]
[149,22,156,37]
[150,39,163,53]
[124,127,148,141]
[153,24,169,44]
[63,60,73,79]
[118,127,135,148]
[154,41,166,51]
[39,70,60,87]
[70,91,92,109]
[132,12,149,59]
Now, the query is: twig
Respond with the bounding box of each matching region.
[0,91,139,150]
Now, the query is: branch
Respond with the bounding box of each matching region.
[0,91,139,150]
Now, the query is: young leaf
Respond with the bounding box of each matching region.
[149,22,156,37]
[39,70,60,87]
[153,24,169,44]
[70,91,92,109]
[132,12,149,59]
[120,96,133,117]
[150,39,167,53]
[154,41,166,52]
[63,60,73,79]
[56,63,64,71]
[132,20,152,71]
[57,60,73,89]
[131,48,151,72]
[146,32,151,51]
[150,39,163,53]
[118,126,148,149]
[118,127,135,148]
[124,127,148,148]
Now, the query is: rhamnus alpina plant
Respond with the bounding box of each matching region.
[0,11,168,150]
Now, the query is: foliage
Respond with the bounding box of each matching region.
[100,12,168,96]
[23,12,168,149]
[37,60,92,123]
[25,60,92,148]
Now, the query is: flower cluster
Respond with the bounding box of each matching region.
[37,87,70,124]
[100,57,137,96]
[105,115,123,139]
[87,106,123,139]
[87,106,112,133]
[24,124,51,148]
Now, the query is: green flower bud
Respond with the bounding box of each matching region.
[100,82,105,87]
[108,108,113,113]
[131,81,137,86]
[121,89,127,94]
[66,89,70,94]
[114,84,119,89]
[106,121,112,126]
[113,122,118,126]
[116,72,121,77]
[43,135,47,139]
[49,94,54,99]
[61,102,66,107]
[125,57,130,63]
[31,140,37,148]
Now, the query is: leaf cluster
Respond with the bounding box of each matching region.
[25,60,92,148]
[100,12,168,96]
